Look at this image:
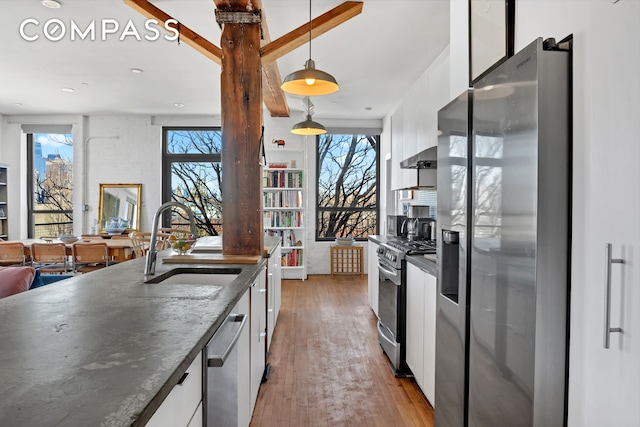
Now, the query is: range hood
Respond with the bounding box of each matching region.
[399,146,437,189]
[400,146,438,169]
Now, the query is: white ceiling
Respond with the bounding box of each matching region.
[0,0,450,121]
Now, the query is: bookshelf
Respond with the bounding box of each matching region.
[0,164,8,240]
[263,150,306,279]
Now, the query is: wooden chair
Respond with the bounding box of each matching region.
[0,242,27,266]
[31,243,69,274]
[72,242,110,273]
[81,234,104,240]
[129,232,151,259]
[109,235,131,240]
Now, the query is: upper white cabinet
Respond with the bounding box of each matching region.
[390,106,404,191]
[390,49,450,190]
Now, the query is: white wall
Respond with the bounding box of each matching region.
[448,0,640,425]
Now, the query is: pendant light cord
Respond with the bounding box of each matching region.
[308,0,312,60]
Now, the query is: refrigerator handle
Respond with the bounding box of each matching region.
[604,243,624,349]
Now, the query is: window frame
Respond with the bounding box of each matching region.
[161,126,223,231]
[26,133,74,238]
[315,133,380,242]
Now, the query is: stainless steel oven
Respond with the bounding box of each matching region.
[377,238,437,377]
[376,243,409,376]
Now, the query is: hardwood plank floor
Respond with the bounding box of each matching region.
[250,275,434,427]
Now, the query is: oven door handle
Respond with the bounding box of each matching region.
[377,259,399,277]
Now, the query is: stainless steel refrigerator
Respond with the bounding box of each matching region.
[435,37,570,427]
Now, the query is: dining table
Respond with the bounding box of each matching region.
[19,238,135,262]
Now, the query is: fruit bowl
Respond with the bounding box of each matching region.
[169,235,197,255]
[58,235,79,243]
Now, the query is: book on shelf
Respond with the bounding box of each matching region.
[263,211,303,228]
[263,170,303,188]
[264,229,298,247]
[262,190,303,208]
[281,248,303,267]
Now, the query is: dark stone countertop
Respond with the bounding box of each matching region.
[0,237,280,427]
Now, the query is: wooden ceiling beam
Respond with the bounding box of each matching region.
[124,0,222,65]
[213,0,289,117]
[259,8,290,117]
[260,1,363,65]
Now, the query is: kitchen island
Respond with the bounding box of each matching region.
[0,237,280,427]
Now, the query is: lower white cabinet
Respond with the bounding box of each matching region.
[146,352,203,427]
[405,262,437,405]
[267,242,282,351]
[187,402,203,427]
[250,267,267,413]
[367,240,379,317]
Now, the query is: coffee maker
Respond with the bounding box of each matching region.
[404,205,430,241]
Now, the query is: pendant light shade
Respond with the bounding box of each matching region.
[291,114,327,135]
[281,0,339,97]
[282,59,339,96]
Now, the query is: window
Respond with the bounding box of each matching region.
[27,133,73,238]
[316,133,379,240]
[162,128,223,236]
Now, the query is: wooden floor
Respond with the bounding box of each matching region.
[250,275,434,427]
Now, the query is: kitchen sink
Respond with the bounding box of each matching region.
[146,268,241,285]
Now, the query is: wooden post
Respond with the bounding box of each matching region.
[220,17,263,255]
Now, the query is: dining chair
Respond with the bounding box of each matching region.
[129,232,151,259]
[72,242,111,273]
[0,242,27,266]
[31,243,69,274]
[81,234,104,240]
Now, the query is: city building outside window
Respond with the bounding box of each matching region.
[27,133,73,238]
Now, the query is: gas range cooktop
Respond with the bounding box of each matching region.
[385,238,437,255]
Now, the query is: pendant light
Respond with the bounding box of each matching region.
[281,0,339,96]
[291,97,326,135]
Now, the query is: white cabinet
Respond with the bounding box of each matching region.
[250,267,267,411]
[367,240,379,317]
[390,107,404,191]
[423,271,437,404]
[389,50,449,190]
[406,263,425,387]
[146,353,202,427]
[267,241,282,351]
[405,262,437,405]
[263,149,307,279]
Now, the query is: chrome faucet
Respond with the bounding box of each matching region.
[144,201,198,275]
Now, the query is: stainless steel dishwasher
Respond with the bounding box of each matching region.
[204,306,248,427]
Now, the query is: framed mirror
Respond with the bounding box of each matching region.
[98,184,142,232]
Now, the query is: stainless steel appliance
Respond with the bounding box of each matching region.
[387,215,407,237]
[435,38,570,427]
[205,310,248,427]
[377,238,437,376]
[416,218,436,241]
[407,205,430,218]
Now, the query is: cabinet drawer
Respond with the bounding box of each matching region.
[146,352,202,427]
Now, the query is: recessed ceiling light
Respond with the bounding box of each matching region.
[62,87,74,93]
[365,107,373,111]
[174,103,185,108]
[131,68,144,74]
[42,0,61,8]
[14,103,23,107]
